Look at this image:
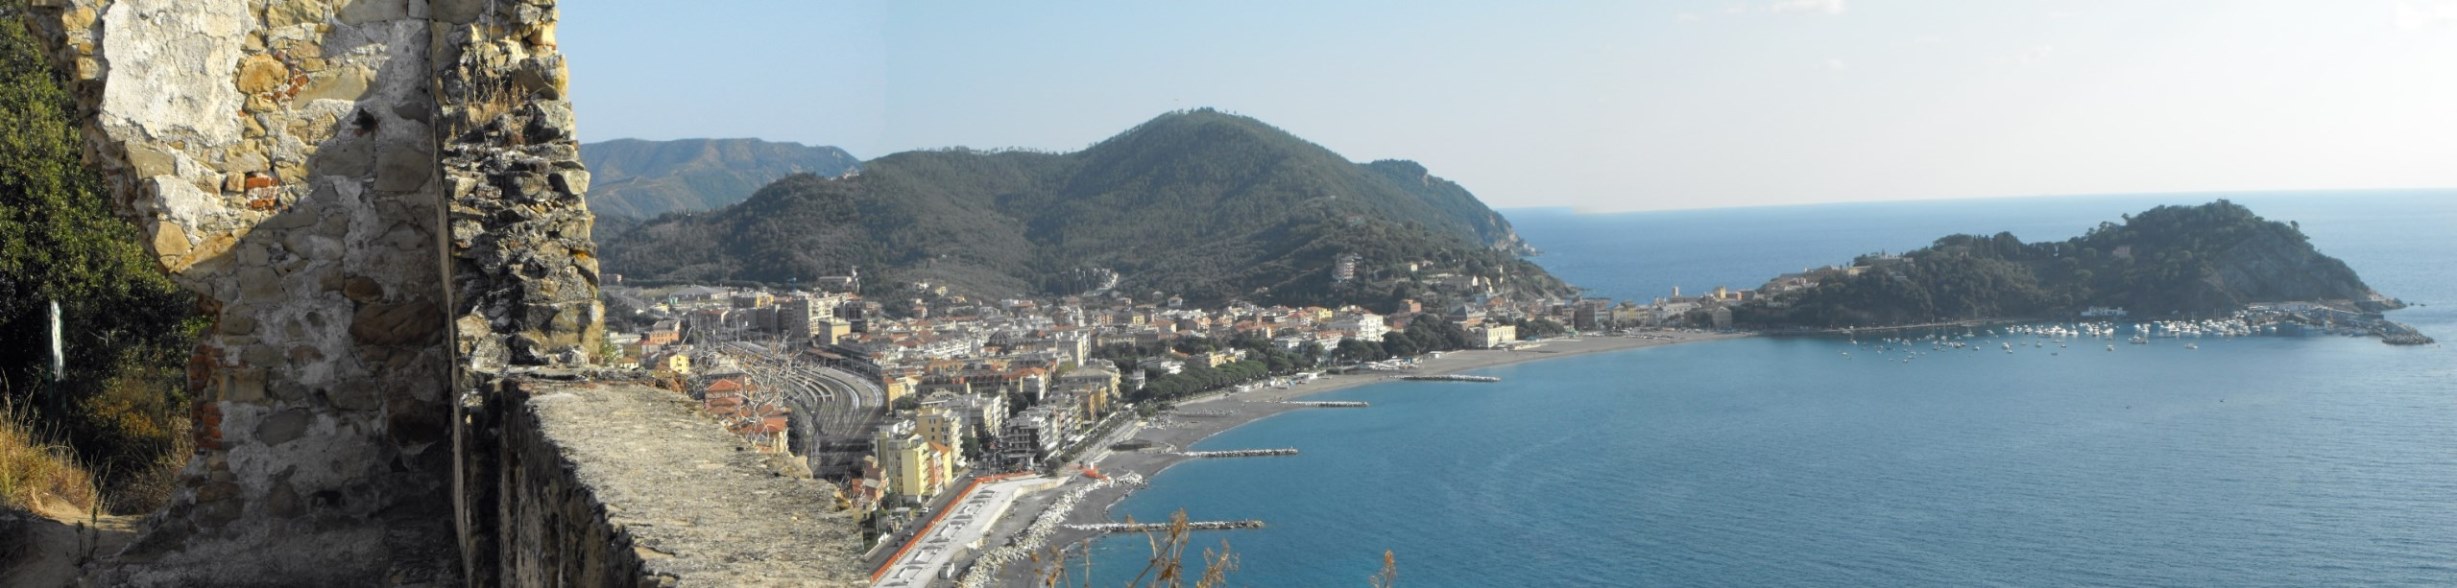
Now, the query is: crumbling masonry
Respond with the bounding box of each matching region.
[15,1,859,585]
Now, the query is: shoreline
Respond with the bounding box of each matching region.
[979,330,1747,585]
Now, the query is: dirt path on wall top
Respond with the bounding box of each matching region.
[0,500,140,588]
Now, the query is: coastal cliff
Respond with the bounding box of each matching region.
[1739,200,2402,327]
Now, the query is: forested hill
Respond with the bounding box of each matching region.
[600,109,1569,308]
[1740,200,2394,327]
[579,138,860,218]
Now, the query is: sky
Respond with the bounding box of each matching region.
[560,0,2457,212]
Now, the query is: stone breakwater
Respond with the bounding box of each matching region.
[1401,374,1503,382]
[1179,448,1301,458]
[956,473,1147,588]
[1063,520,1267,534]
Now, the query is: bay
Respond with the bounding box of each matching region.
[1089,190,2457,587]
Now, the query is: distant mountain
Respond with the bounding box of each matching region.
[600,109,1570,309]
[579,138,861,218]
[1738,200,2397,327]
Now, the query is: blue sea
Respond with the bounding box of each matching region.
[1091,190,2457,587]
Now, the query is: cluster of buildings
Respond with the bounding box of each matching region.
[1554,254,1935,331]
[605,279,1637,515]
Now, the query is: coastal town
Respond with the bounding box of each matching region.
[594,243,2432,587]
[590,262,1781,585]
[5,1,2446,585]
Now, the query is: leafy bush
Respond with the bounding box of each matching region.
[0,12,203,513]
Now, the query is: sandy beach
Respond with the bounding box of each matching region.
[974,330,1746,585]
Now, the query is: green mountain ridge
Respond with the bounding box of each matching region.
[579,138,860,219]
[1738,200,2396,327]
[600,109,1568,309]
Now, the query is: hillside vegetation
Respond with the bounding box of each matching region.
[1740,200,2388,327]
[0,14,201,514]
[602,109,1568,308]
[580,138,860,219]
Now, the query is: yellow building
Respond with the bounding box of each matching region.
[883,375,918,406]
[816,319,853,346]
[872,420,945,502]
[1056,366,1119,420]
[649,352,692,377]
[1475,324,1518,349]
[1080,386,1110,422]
[1057,365,1120,397]
[914,405,968,470]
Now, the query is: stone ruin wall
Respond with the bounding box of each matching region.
[19,0,602,584]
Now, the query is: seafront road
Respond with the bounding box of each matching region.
[875,475,1055,587]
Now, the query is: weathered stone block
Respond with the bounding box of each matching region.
[219,311,256,336]
[374,143,433,191]
[235,54,287,94]
[335,0,408,24]
[254,408,311,446]
[221,367,267,403]
[524,101,574,142]
[236,266,281,301]
[239,344,281,367]
[98,0,252,146]
[264,0,329,29]
[151,220,190,258]
[263,481,303,519]
[546,169,587,197]
[317,138,375,177]
[350,299,442,346]
[295,65,370,102]
[430,0,484,24]
[326,384,381,412]
[341,275,385,302]
[126,141,178,177]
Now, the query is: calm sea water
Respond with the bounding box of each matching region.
[1090,191,2457,587]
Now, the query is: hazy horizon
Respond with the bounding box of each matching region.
[1493,186,2452,215]
[562,1,2457,212]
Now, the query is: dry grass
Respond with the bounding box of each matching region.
[1,398,99,516]
[73,368,192,514]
